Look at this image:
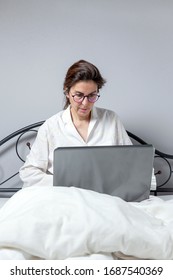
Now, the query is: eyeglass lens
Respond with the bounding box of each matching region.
[73,93,100,103]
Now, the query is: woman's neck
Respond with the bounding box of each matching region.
[70,108,91,142]
[70,107,91,123]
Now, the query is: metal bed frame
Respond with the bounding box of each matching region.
[0,121,173,195]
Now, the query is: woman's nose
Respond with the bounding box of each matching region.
[82,96,89,105]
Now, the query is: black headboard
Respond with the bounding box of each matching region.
[0,121,173,196]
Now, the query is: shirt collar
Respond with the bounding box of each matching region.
[62,106,73,125]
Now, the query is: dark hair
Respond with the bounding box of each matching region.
[63,60,106,109]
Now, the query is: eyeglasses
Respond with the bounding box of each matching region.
[71,92,100,103]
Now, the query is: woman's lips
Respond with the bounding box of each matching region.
[79,108,88,113]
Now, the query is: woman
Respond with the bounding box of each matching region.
[19,60,132,187]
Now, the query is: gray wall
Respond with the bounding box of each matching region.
[0,0,173,189]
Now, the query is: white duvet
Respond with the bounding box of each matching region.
[0,186,173,260]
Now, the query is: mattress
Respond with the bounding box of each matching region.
[158,195,173,201]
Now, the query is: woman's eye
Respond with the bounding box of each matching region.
[89,94,95,98]
[76,94,84,98]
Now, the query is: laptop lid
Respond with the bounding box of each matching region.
[53,145,154,202]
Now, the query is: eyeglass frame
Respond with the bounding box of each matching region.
[70,91,100,103]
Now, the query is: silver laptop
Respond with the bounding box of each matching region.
[53,145,154,202]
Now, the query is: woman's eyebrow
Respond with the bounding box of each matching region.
[75,91,97,95]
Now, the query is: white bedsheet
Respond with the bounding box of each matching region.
[0,249,115,260]
[0,186,173,260]
[0,198,9,209]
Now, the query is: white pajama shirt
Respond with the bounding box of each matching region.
[19,106,132,187]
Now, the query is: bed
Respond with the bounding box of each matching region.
[0,121,173,260]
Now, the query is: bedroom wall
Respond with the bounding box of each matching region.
[0,0,173,189]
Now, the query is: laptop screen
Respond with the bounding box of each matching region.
[53,145,154,202]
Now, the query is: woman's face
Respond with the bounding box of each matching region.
[67,80,98,120]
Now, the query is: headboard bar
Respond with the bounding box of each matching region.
[127,131,173,159]
[0,122,173,195]
[0,121,44,147]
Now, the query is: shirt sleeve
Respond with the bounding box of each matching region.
[115,115,132,145]
[19,123,53,187]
